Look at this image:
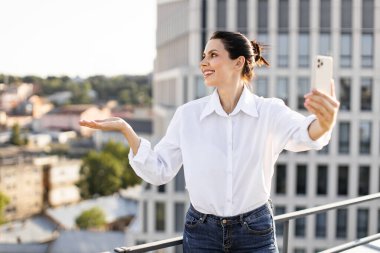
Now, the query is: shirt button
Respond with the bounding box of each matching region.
[222,219,227,224]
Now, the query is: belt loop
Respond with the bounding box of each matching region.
[200,213,207,223]
[268,198,274,210]
[239,214,244,224]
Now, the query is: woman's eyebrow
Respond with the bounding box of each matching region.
[202,49,218,56]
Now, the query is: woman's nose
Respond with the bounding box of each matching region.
[200,57,208,67]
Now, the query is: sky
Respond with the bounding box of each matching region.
[0,0,156,78]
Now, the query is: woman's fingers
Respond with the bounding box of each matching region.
[79,117,127,132]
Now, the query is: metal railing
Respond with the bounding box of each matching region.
[114,192,380,253]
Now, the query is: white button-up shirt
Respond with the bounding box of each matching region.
[128,85,331,216]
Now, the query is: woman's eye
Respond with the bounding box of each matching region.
[211,53,217,57]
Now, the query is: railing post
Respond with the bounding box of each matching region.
[282,220,289,253]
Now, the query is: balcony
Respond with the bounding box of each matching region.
[111,193,380,253]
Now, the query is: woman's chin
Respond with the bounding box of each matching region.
[204,79,216,87]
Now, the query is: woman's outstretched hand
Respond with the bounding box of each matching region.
[80,117,141,155]
[79,117,130,134]
[304,79,340,139]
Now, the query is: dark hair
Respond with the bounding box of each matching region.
[210,31,269,83]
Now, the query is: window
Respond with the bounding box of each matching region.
[196,76,207,99]
[338,122,350,154]
[257,33,270,61]
[275,206,286,236]
[315,212,327,238]
[319,33,331,55]
[295,206,306,237]
[339,78,351,110]
[201,0,207,51]
[175,202,185,232]
[359,121,371,154]
[299,0,310,30]
[378,209,380,233]
[296,164,307,195]
[357,209,369,238]
[297,77,309,109]
[278,34,289,67]
[358,165,370,196]
[298,34,309,67]
[361,34,373,68]
[216,0,227,29]
[276,77,289,105]
[143,201,148,232]
[337,165,349,196]
[155,202,166,231]
[360,78,372,110]
[362,0,374,30]
[341,0,352,31]
[278,0,289,31]
[340,34,352,68]
[317,165,328,195]
[336,209,348,239]
[175,167,185,192]
[258,0,268,32]
[320,0,331,31]
[158,185,166,193]
[255,77,268,97]
[276,164,287,194]
[237,0,248,34]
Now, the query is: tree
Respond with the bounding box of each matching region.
[78,151,123,198]
[77,141,141,199]
[102,141,141,188]
[0,192,10,224]
[75,207,106,230]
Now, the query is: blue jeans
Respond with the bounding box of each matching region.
[183,202,278,252]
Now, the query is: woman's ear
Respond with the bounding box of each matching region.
[235,56,245,70]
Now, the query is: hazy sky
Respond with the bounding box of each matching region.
[0,0,156,77]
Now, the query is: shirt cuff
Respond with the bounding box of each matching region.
[301,115,332,149]
[128,137,151,164]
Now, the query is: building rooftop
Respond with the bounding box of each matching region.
[45,194,137,229]
[0,215,58,244]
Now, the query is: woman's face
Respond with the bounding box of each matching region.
[200,39,240,87]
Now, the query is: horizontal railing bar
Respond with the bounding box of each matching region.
[274,192,380,222]
[319,233,380,253]
[114,193,380,253]
[114,236,183,253]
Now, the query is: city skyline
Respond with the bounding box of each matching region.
[0,0,156,78]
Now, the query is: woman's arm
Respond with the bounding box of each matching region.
[79,118,141,155]
[79,107,183,186]
[304,79,340,141]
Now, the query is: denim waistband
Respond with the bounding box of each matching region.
[188,200,273,225]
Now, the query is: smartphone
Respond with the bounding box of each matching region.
[311,55,333,96]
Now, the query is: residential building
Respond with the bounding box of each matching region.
[0,147,44,221]
[33,104,111,137]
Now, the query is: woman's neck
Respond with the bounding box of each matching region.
[217,83,245,115]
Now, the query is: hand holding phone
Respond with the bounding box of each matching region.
[311,55,333,96]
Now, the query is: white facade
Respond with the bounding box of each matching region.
[128,0,380,252]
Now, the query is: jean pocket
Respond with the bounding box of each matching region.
[243,212,274,236]
[185,212,202,229]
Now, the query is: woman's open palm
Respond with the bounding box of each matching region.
[79,117,129,133]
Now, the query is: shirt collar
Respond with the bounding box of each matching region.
[200,85,259,121]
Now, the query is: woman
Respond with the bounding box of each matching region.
[79,31,339,252]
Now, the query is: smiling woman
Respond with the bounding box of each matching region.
[0,0,156,77]
[80,31,339,252]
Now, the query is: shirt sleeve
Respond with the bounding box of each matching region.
[271,98,332,153]
[128,106,183,185]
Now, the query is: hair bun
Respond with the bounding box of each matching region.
[250,40,269,67]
